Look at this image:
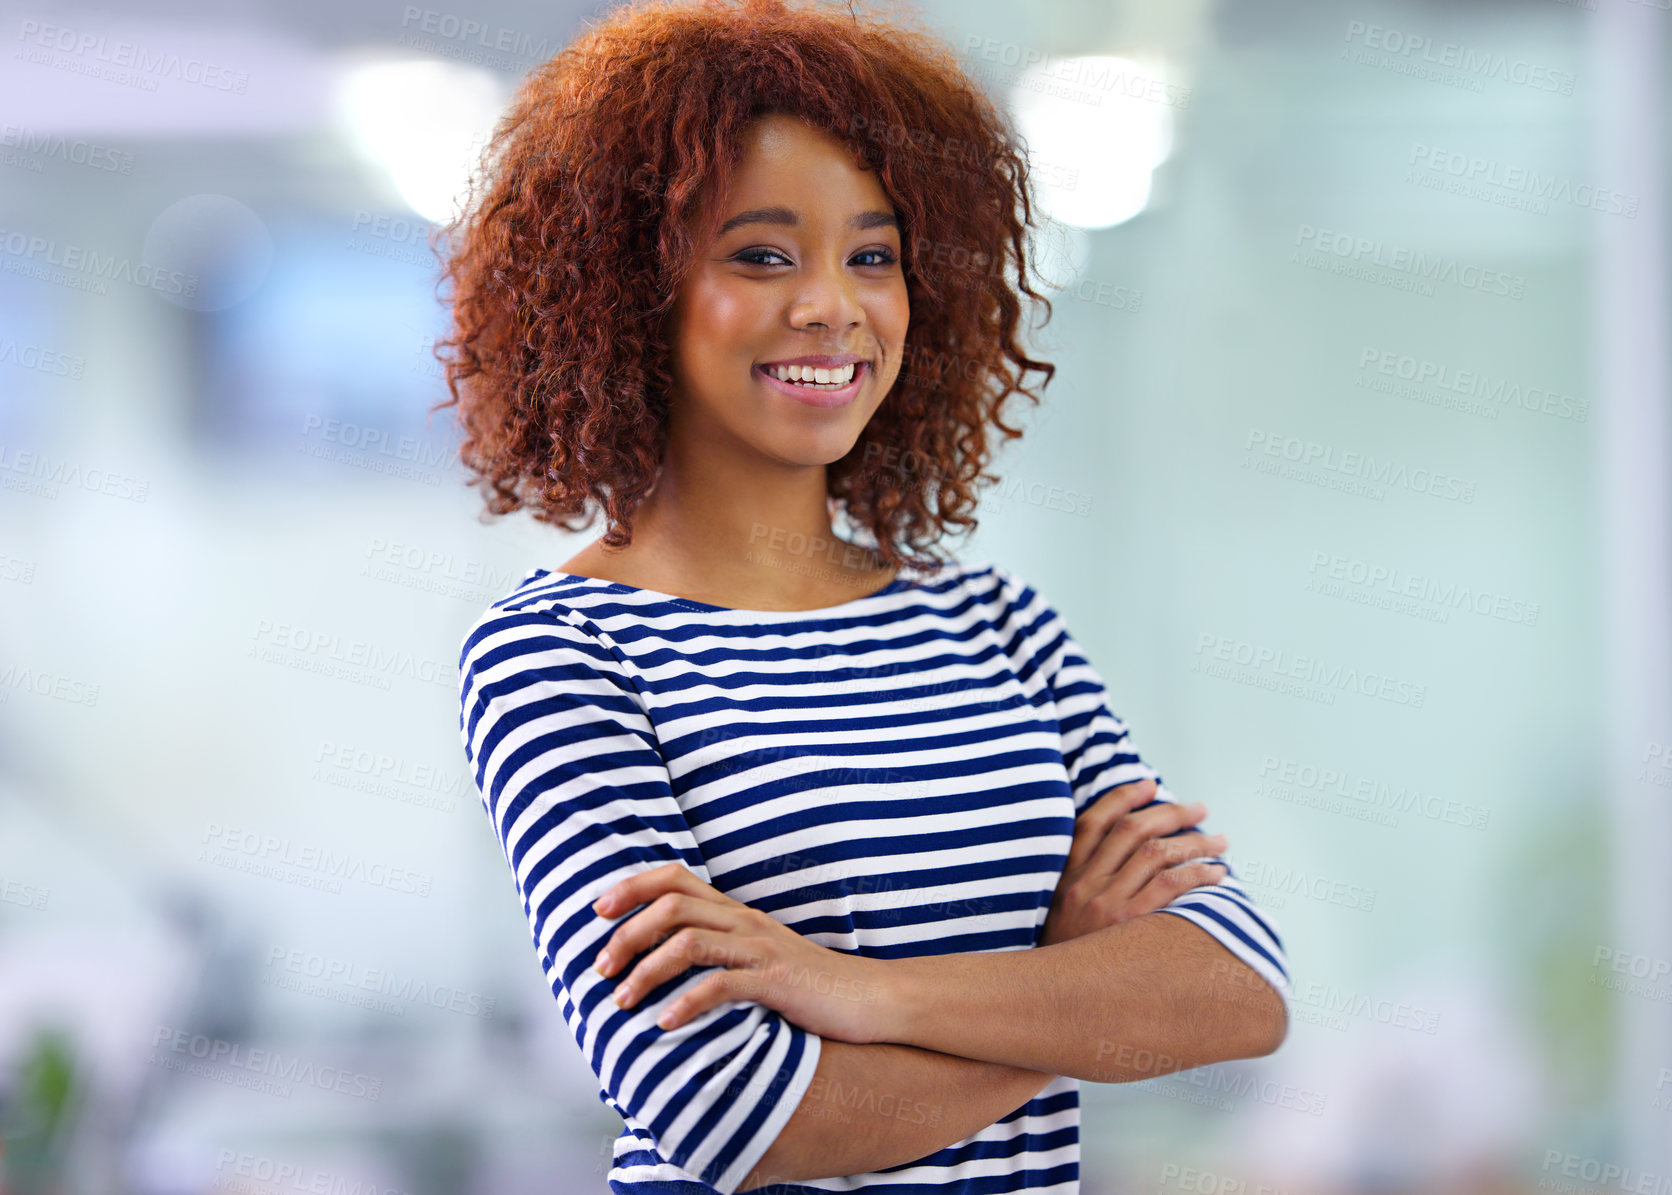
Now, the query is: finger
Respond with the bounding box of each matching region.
[1060,800,1200,896]
[1130,860,1229,914]
[1099,831,1228,904]
[1065,779,1166,873]
[1074,787,1201,869]
[596,891,744,979]
[593,862,712,919]
[656,967,755,1031]
[1079,778,1161,832]
[1127,797,1214,841]
[1075,801,1213,887]
[1114,798,1216,857]
[612,927,766,1011]
[593,862,688,917]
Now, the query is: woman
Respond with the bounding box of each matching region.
[441,2,1291,1192]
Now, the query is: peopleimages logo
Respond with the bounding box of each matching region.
[199,822,433,898]
[1291,223,1526,300]
[149,1026,382,1100]
[251,618,456,690]
[1342,21,1575,95]
[1159,1163,1295,1194]
[1294,983,1440,1034]
[397,7,563,60]
[1157,1065,1327,1116]
[1357,345,1587,423]
[215,1150,413,1195]
[263,944,495,1020]
[1193,631,1427,708]
[0,444,148,502]
[297,414,454,485]
[1256,755,1491,832]
[1234,858,1377,912]
[1307,551,1540,627]
[0,661,99,707]
[312,740,470,813]
[0,336,86,379]
[1244,428,1476,504]
[0,226,196,296]
[0,123,135,174]
[1407,144,1637,218]
[16,19,251,91]
[1539,1150,1671,1195]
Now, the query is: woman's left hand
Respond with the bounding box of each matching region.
[589,862,890,1043]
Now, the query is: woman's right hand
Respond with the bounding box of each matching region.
[1040,778,1228,948]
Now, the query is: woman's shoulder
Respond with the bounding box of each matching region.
[938,557,1054,610]
[457,569,617,675]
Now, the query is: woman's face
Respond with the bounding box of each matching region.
[665,112,909,469]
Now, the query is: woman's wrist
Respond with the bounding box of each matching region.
[867,952,931,1047]
[864,955,1060,1095]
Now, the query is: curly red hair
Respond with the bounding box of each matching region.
[431,0,1058,572]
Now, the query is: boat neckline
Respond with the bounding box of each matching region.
[526,561,959,617]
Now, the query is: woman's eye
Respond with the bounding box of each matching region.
[733,248,898,267]
[735,247,790,266]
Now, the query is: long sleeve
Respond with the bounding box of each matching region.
[992,566,1294,1017]
[458,604,823,1194]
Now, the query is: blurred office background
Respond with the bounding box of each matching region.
[1,0,1667,1191]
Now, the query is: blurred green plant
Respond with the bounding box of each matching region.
[0,1025,81,1195]
[1507,798,1610,1113]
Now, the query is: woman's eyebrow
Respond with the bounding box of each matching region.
[717,206,899,236]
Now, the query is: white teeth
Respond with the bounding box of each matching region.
[766,362,857,387]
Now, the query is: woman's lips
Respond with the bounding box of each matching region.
[754,361,868,408]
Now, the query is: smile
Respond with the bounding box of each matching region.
[754,361,869,408]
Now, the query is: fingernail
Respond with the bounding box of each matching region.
[657,1009,677,1029]
[594,894,613,915]
[596,951,614,976]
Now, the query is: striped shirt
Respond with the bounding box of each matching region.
[457,556,1292,1195]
